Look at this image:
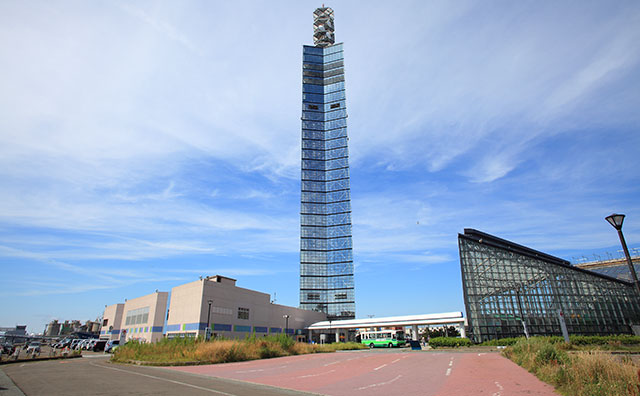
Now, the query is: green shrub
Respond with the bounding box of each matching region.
[534,343,567,366]
[569,334,640,346]
[479,337,520,346]
[428,337,473,348]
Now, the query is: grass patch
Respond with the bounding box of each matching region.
[111,335,365,365]
[428,337,473,348]
[503,337,640,396]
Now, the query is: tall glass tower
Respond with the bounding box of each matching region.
[300,7,355,321]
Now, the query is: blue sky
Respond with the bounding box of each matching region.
[1,1,639,334]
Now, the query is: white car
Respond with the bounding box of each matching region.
[26,342,41,355]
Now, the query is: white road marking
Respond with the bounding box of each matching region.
[89,361,237,396]
[445,368,452,376]
[357,375,402,390]
[449,361,453,367]
[296,369,335,378]
[236,364,287,373]
[391,358,400,364]
[478,353,486,356]
[373,364,387,371]
[492,381,504,396]
[234,369,264,373]
[323,360,340,366]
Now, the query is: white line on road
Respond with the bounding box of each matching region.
[296,369,335,378]
[391,358,400,364]
[323,360,340,367]
[449,361,453,367]
[90,362,237,396]
[373,364,387,371]
[445,368,452,376]
[492,381,504,396]
[234,369,264,373]
[357,375,402,390]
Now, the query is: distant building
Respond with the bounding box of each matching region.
[84,320,101,335]
[101,303,125,341]
[44,319,101,338]
[458,229,640,342]
[575,257,640,282]
[45,320,61,336]
[166,276,326,341]
[59,320,82,335]
[0,325,28,344]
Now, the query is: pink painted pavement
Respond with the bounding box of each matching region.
[168,350,560,395]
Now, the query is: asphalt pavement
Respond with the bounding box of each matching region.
[1,354,316,396]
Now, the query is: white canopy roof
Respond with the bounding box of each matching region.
[306,311,465,330]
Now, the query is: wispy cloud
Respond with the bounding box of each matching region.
[0,1,639,332]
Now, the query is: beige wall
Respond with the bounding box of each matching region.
[101,303,124,340]
[166,275,326,339]
[166,280,204,327]
[121,292,168,343]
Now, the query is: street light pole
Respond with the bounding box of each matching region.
[605,213,640,295]
[206,300,213,340]
[283,315,290,336]
[515,289,530,339]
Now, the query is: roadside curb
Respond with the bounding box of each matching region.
[0,368,26,396]
[0,354,82,366]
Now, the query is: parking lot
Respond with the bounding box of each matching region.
[1,354,310,396]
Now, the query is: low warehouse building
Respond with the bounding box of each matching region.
[165,275,326,340]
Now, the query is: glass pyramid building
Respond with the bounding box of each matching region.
[299,7,355,321]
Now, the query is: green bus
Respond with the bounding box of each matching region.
[360,330,406,348]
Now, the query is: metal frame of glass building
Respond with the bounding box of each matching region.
[459,229,640,343]
[299,7,355,321]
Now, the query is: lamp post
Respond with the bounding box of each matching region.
[515,289,530,339]
[206,300,213,340]
[605,214,640,295]
[283,314,290,336]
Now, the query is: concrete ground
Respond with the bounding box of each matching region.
[171,349,559,396]
[1,349,560,395]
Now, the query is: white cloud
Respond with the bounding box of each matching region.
[0,1,639,330]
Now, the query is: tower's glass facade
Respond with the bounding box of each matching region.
[300,7,355,321]
[459,229,640,342]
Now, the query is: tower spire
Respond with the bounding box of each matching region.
[313,7,335,47]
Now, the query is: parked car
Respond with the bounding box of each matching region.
[1,343,15,355]
[86,339,99,350]
[70,339,82,350]
[92,340,107,352]
[83,339,94,350]
[54,338,72,349]
[77,339,89,350]
[104,340,119,353]
[26,342,41,355]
